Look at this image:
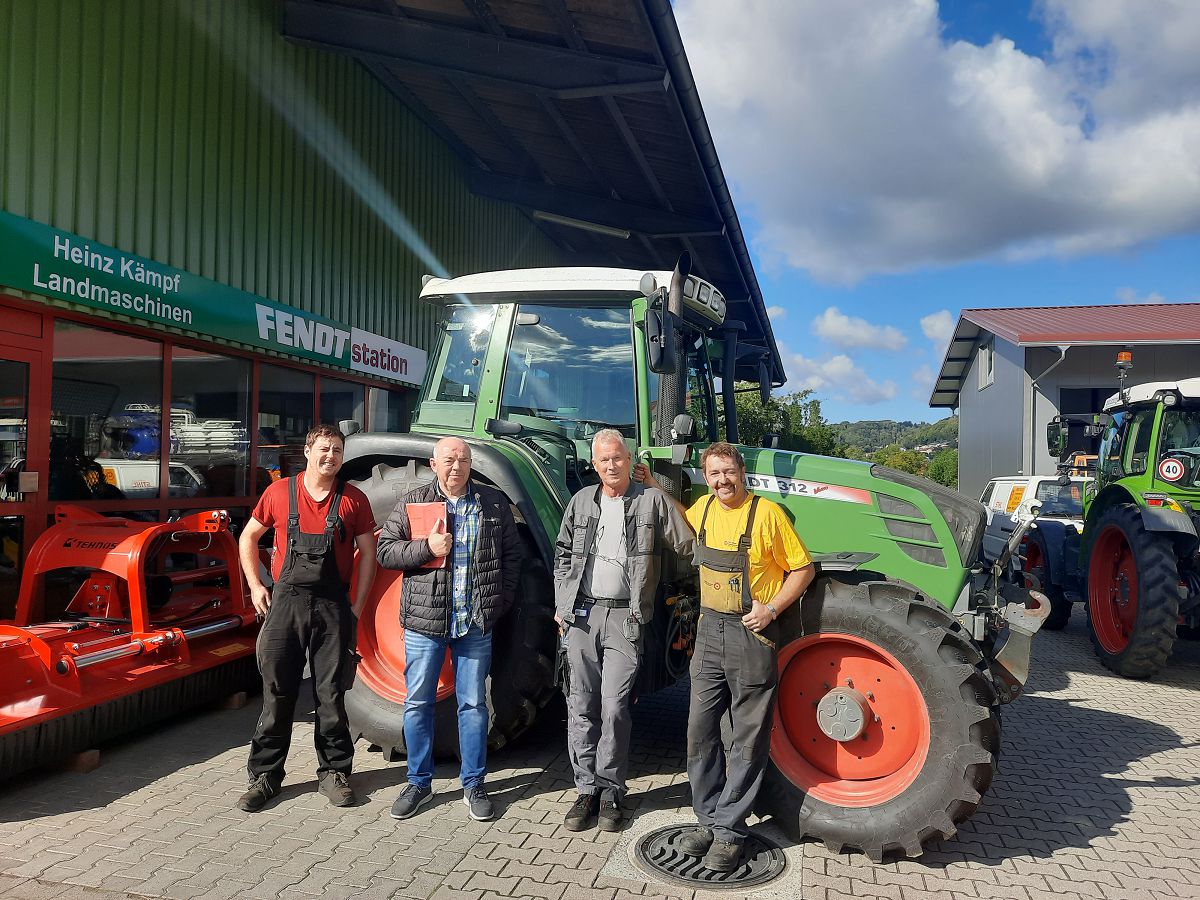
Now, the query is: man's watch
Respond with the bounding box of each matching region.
[765,601,778,620]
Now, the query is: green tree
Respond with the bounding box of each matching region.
[843,444,869,461]
[717,384,845,457]
[873,444,928,475]
[926,448,958,488]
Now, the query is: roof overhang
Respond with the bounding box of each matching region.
[279,0,784,386]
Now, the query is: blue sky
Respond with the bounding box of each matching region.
[675,0,1200,424]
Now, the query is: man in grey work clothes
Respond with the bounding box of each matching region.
[553,429,693,832]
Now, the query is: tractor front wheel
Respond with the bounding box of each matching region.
[1085,504,1180,679]
[759,578,999,861]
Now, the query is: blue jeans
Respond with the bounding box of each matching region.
[403,625,492,789]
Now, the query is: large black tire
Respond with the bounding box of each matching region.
[345,461,559,758]
[1085,504,1180,679]
[1023,532,1071,631]
[759,578,999,861]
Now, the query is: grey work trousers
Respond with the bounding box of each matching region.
[565,603,640,801]
[687,610,778,844]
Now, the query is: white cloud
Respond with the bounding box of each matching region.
[765,305,788,320]
[811,306,908,350]
[675,0,1200,283]
[782,346,897,404]
[911,363,936,401]
[920,309,956,345]
[1115,287,1168,304]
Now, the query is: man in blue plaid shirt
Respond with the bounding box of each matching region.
[377,437,523,823]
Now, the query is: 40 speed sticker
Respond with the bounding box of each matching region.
[1159,457,1186,482]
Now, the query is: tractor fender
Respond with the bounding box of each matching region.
[1138,506,1199,557]
[342,431,558,566]
[1029,519,1077,584]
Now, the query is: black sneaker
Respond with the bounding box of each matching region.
[703,839,742,873]
[390,783,434,820]
[597,798,623,832]
[237,773,281,812]
[563,793,599,831]
[463,784,495,821]
[318,771,356,807]
[677,826,714,856]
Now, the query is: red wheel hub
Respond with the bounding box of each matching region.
[354,568,455,703]
[1089,524,1138,653]
[772,633,930,807]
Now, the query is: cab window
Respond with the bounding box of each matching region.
[1124,408,1156,475]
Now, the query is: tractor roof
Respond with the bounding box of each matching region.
[1103,377,1200,411]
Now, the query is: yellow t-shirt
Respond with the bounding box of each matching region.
[686,492,811,605]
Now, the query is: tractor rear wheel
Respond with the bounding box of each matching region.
[1085,504,1180,679]
[759,578,999,861]
[1023,533,1071,630]
[345,461,559,758]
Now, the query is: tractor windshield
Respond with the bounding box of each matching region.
[1158,404,1200,489]
[500,303,637,441]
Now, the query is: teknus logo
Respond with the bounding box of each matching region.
[62,538,120,550]
[255,304,349,359]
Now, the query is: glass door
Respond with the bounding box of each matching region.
[0,345,48,621]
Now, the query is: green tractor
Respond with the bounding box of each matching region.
[1047,352,1200,678]
[340,259,1047,860]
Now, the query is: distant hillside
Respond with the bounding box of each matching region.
[833,416,958,454]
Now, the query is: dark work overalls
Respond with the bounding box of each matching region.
[248,477,356,780]
[686,494,779,844]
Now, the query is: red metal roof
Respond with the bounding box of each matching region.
[961,303,1200,345]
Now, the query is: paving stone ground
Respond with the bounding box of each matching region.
[1,614,1198,900]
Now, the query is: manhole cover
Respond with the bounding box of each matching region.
[632,825,787,891]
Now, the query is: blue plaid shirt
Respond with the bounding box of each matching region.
[440,482,481,639]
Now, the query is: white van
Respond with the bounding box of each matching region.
[978,475,1087,564]
[95,458,206,499]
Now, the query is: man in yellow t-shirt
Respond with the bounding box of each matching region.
[674,441,813,871]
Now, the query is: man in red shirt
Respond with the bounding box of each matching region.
[235,424,377,812]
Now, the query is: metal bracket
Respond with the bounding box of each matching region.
[988,582,1050,704]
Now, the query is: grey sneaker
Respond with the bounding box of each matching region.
[597,798,623,832]
[390,783,434,820]
[564,793,599,831]
[677,826,713,856]
[318,771,355,807]
[463,784,495,821]
[237,773,281,812]
[703,839,742,872]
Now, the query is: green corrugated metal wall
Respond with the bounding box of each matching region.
[0,0,560,350]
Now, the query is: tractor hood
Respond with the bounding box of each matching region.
[694,447,986,608]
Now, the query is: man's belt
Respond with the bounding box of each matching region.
[582,596,631,609]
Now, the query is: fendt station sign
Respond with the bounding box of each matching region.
[0,210,426,386]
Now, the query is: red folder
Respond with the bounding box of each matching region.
[408,501,448,569]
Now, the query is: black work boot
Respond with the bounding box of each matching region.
[677,826,714,856]
[237,773,282,812]
[318,771,356,807]
[703,839,743,872]
[597,797,624,832]
[563,793,600,831]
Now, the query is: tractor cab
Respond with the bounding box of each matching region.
[412,262,741,500]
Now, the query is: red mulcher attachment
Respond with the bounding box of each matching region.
[0,506,260,779]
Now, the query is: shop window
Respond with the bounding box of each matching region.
[320,376,365,429]
[171,349,251,498]
[368,386,412,433]
[258,365,313,483]
[50,322,162,501]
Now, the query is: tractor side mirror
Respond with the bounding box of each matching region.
[758,359,771,406]
[645,307,679,376]
[1046,419,1067,458]
[671,414,696,445]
